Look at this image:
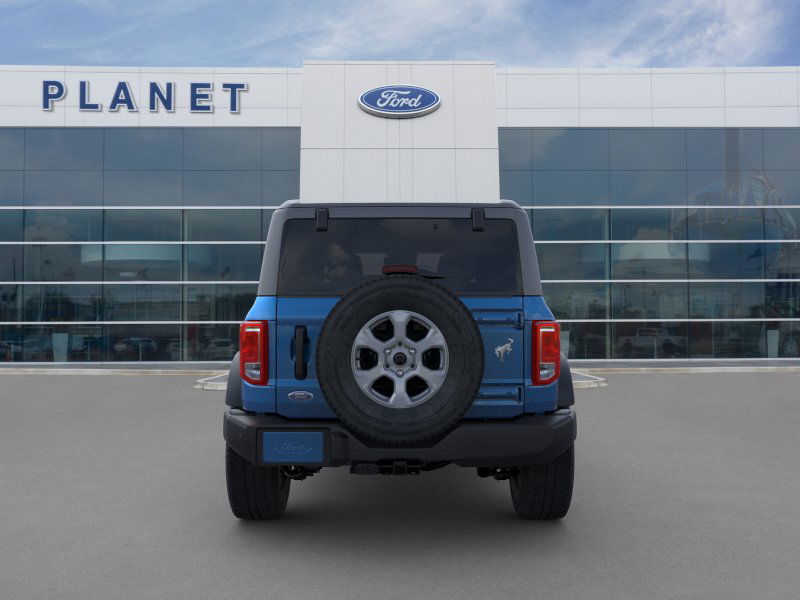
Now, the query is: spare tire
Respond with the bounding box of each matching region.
[316,275,484,445]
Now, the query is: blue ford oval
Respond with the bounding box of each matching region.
[358,85,440,118]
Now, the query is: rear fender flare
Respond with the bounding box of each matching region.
[557,352,574,408]
[225,352,243,409]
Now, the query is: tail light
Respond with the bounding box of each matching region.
[533,321,560,385]
[240,321,268,385]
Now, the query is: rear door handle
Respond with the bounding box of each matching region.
[294,325,308,380]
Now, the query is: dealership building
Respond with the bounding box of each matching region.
[0,61,798,363]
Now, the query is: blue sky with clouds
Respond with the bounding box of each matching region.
[1,0,798,68]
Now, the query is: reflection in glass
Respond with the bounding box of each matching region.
[689,322,765,358]
[612,282,688,319]
[262,170,299,206]
[611,171,686,205]
[500,171,532,204]
[613,321,688,359]
[774,323,800,357]
[102,245,181,281]
[766,282,800,318]
[104,210,181,241]
[541,283,608,319]
[185,284,257,321]
[560,322,608,359]
[0,285,20,321]
[686,129,763,171]
[0,246,23,281]
[689,282,764,319]
[765,242,800,279]
[24,210,102,241]
[536,244,608,280]
[104,128,182,170]
[185,244,263,281]
[0,129,24,170]
[0,170,23,205]
[499,129,532,170]
[104,285,181,320]
[689,243,764,279]
[687,207,764,240]
[262,128,301,171]
[22,324,104,362]
[184,209,262,241]
[24,171,103,206]
[0,209,22,241]
[185,324,239,361]
[25,128,103,170]
[611,243,687,279]
[104,171,182,206]
[23,285,101,321]
[183,171,260,206]
[532,209,607,241]
[687,170,776,205]
[106,324,181,361]
[25,244,102,281]
[610,129,685,170]
[532,171,610,205]
[611,208,687,240]
[183,128,261,170]
[763,129,800,170]
[532,129,609,170]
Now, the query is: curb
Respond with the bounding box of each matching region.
[0,368,225,376]
[578,366,800,374]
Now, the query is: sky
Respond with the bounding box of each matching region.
[0,0,798,68]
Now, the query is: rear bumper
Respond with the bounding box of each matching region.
[223,409,576,468]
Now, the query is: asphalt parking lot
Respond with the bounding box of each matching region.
[2,372,799,600]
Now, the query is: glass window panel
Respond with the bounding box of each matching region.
[25,128,103,170]
[24,210,102,241]
[0,325,23,361]
[0,209,23,241]
[106,324,181,361]
[560,322,608,359]
[610,129,685,170]
[262,170,299,206]
[104,209,181,241]
[775,322,800,357]
[687,207,764,240]
[104,128,182,170]
[689,282,765,319]
[498,129,532,170]
[0,171,23,205]
[104,171,182,207]
[0,129,24,170]
[25,244,102,281]
[183,171,260,206]
[689,242,765,279]
[531,209,608,241]
[500,171,532,205]
[262,209,274,240]
[185,324,239,361]
[764,170,800,204]
[689,321,765,358]
[765,242,800,279]
[686,129,763,171]
[537,243,608,280]
[24,171,103,206]
[766,282,800,318]
[183,128,261,170]
[611,171,686,205]
[612,282,688,320]
[185,284,257,321]
[766,210,798,239]
[764,129,800,170]
[0,245,23,280]
[262,128,300,170]
[532,128,609,170]
[103,245,181,281]
[103,285,181,320]
[613,321,689,359]
[0,285,20,321]
[184,209,261,241]
[22,324,104,362]
[532,171,610,206]
[611,243,687,279]
[185,244,262,281]
[22,285,101,321]
[611,208,687,240]
[541,283,608,319]
[687,170,773,205]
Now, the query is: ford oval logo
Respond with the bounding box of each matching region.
[358,85,440,118]
[288,390,313,402]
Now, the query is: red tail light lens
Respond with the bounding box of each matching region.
[240,321,268,385]
[533,321,560,385]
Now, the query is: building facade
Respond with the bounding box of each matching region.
[0,63,798,362]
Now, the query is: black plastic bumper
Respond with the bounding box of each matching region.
[224,409,576,468]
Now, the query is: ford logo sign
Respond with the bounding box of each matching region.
[358,85,440,118]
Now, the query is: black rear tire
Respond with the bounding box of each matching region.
[509,445,574,519]
[226,445,290,519]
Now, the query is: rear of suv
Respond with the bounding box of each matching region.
[224,200,576,519]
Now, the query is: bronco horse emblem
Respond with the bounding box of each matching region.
[494,338,514,363]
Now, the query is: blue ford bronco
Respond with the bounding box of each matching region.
[224,200,576,519]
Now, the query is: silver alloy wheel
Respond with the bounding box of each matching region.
[351,310,448,409]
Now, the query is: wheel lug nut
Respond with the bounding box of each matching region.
[409,348,416,355]
[396,370,404,377]
[410,363,416,369]
[384,363,390,369]
[384,348,391,354]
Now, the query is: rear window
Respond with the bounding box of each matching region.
[277,217,521,296]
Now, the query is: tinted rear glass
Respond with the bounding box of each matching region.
[277,218,521,296]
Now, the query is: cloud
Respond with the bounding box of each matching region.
[0,0,793,67]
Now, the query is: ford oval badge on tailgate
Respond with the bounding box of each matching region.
[358,85,440,118]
